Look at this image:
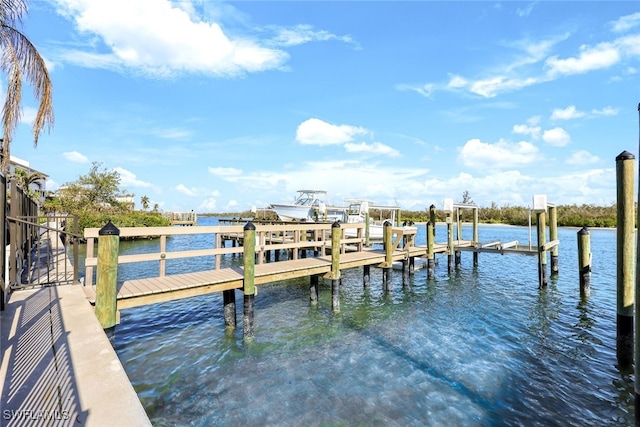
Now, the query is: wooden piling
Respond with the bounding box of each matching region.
[473,206,479,266]
[243,222,256,339]
[330,221,341,312]
[635,103,640,422]
[95,221,120,331]
[429,204,436,241]
[577,227,591,298]
[616,151,635,368]
[365,211,371,246]
[310,274,319,304]
[549,205,559,275]
[536,211,547,288]
[402,259,409,287]
[427,221,435,279]
[223,290,236,328]
[447,213,454,273]
[363,264,370,287]
[383,221,393,291]
[455,208,462,266]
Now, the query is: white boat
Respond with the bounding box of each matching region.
[270,190,344,222]
[342,199,416,241]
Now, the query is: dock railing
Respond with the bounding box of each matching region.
[83,221,369,286]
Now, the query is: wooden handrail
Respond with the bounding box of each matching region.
[83,222,367,285]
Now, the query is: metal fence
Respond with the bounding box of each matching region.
[0,174,80,310]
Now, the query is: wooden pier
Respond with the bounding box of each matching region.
[163,211,197,226]
[82,205,559,338]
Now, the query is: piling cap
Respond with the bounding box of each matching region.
[616,151,635,161]
[99,220,120,236]
[244,221,256,231]
[578,226,589,235]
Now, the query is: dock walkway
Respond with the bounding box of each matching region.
[0,225,151,427]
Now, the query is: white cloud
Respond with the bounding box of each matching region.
[63,151,90,163]
[550,105,585,120]
[296,118,369,146]
[46,178,60,192]
[396,83,434,98]
[592,106,619,117]
[20,107,37,125]
[270,24,355,48]
[551,105,619,120]
[542,127,571,147]
[209,167,243,176]
[566,150,600,165]
[344,142,400,157]
[469,75,540,98]
[610,12,640,33]
[512,123,541,139]
[458,138,540,169]
[413,28,640,99]
[546,42,620,76]
[114,167,154,188]
[52,0,288,77]
[176,184,204,197]
[198,190,222,211]
[447,74,467,89]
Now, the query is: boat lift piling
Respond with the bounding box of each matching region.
[616,151,634,370]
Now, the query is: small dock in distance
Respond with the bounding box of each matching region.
[163,211,197,226]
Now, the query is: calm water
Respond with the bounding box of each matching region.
[101,218,632,426]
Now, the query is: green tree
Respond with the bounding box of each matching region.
[0,0,54,172]
[13,166,45,199]
[51,162,129,215]
[140,195,150,211]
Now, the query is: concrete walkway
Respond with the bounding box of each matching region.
[0,285,151,426]
[0,222,151,426]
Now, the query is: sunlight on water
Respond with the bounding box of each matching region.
[111,221,632,426]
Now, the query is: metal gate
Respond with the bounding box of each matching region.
[0,173,80,310]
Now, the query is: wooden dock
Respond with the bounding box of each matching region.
[163,211,197,226]
[81,211,559,340]
[83,222,426,310]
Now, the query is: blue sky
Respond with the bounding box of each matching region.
[9,1,640,213]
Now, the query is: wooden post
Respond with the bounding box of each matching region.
[427,221,435,279]
[635,103,640,421]
[310,274,319,304]
[363,264,370,287]
[402,259,409,287]
[95,221,120,331]
[473,207,479,266]
[536,211,547,288]
[447,212,454,273]
[223,290,236,328]
[330,221,341,312]
[243,222,256,340]
[383,221,393,291]
[616,151,634,368]
[429,204,437,242]
[577,227,591,298]
[549,205,559,275]
[455,208,462,266]
[365,211,371,247]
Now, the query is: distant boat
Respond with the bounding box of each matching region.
[342,199,416,241]
[270,190,344,222]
